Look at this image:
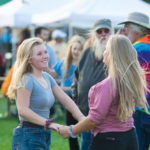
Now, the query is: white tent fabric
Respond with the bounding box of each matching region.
[0,0,23,27]
[0,0,70,27]
[0,0,150,28]
[15,0,71,27]
[32,0,150,28]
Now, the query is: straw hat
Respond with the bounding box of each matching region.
[118,12,150,30]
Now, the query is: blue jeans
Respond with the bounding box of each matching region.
[133,111,150,150]
[80,131,92,150]
[12,126,51,150]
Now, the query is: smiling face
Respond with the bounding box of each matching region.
[71,42,82,61]
[29,44,49,71]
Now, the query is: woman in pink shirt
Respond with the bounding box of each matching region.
[59,35,148,150]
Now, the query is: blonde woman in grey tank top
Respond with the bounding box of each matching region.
[7,37,84,150]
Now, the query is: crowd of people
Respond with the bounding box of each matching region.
[0,11,150,150]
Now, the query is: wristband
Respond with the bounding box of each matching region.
[68,125,77,138]
[44,118,54,130]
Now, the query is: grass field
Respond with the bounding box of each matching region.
[0,98,80,150]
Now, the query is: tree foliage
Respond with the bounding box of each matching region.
[0,0,12,6]
[142,0,150,4]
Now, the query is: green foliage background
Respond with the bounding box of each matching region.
[142,0,150,4]
[0,0,12,6]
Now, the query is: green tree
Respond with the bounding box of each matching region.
[142,0,150,4]
[0,0,12,6]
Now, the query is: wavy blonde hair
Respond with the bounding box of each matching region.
[63,35,84,78]
[7,37,44,99]
[107,34,148,121]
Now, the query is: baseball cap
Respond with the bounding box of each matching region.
[93,19,112,31]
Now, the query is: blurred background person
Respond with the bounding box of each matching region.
[16,28,30,48]
[0,26,12,55]
[0,26,11,77]
[50,35,85,150]
[35,26,57,69]
[1,28,31,116]
[1,28,31,97]
[119,11,150,150]
[48,29,67,60]
[0,52,6,77]
[116,28,125,35]
[83,35,94,51]
[72,18,113,150]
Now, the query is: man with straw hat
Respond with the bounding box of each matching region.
[119,12,150,150]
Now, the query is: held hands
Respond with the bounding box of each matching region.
[49,123,71,139]
[58,125,70,139]
[49,123,63,132]
[49,123,77,139]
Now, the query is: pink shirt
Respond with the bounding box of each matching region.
[88,78,134,136]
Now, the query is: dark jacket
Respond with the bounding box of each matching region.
[72,47,107,115]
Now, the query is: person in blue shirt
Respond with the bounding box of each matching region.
[0,26,11,55]
[50,35,85,150]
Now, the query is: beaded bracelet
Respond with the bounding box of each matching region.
[44,118,54,130]
[68,125,77,138]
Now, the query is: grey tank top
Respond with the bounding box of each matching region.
[17,72,56,121]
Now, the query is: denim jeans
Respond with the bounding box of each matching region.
[80,131,92,150]
[133,111,150,150]
[12,126,51,150]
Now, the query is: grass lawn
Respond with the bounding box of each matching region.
[0,98,79,150]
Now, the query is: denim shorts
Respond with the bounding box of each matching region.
[12,126,51,150]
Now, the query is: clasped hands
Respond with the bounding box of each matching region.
[49,123,73,139]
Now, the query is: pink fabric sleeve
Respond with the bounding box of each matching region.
[88,80,113,124]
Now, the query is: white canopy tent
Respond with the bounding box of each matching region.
[0,0,23,27]
[0,0,150,29]
[32,0,150,29]
[0,0,72,27]
[0,0,150,28]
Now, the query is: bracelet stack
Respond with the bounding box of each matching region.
[68,125,77,138]
[44,118,54,130]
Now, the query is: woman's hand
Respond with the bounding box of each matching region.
[58,125,70,139]
[49,123,63,132]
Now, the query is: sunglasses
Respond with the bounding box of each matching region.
[96,28,110,34]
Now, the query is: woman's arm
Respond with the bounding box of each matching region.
[52,85,84,121]
[59,116,97,138]
[17,88,60,131]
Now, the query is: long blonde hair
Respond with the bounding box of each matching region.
[107,35,148,121]
[64,35,84,78]
[7,37,44,99]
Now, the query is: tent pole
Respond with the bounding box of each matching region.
[30,24,35,37]
[68,23,73,40]
[11,27,17,65]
